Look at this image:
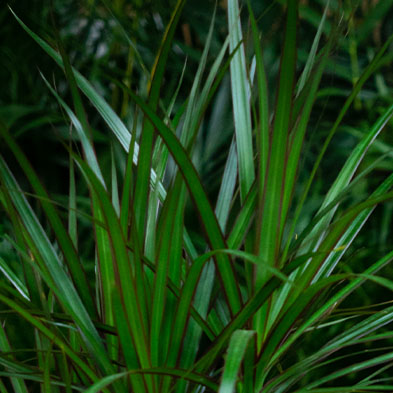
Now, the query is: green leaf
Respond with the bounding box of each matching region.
[111,144,120,216]
[247,0,269,233]
[150,178,185,370]
[68,137,77,249]
[218,330,255,393]
[228,0,254,201]
[256,0,298,286]
[296,1,330,96]
[83,367,218,393]
[0,256,28,300]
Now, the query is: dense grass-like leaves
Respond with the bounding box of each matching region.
[1,1,392,392]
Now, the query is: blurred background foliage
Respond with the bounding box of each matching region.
[2,0,392,182]
[0,0,393,385]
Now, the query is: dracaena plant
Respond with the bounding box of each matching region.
[0,0,393,392]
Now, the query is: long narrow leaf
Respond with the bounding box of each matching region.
[228,0,254,201]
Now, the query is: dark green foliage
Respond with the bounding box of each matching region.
[0,1,393,392]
